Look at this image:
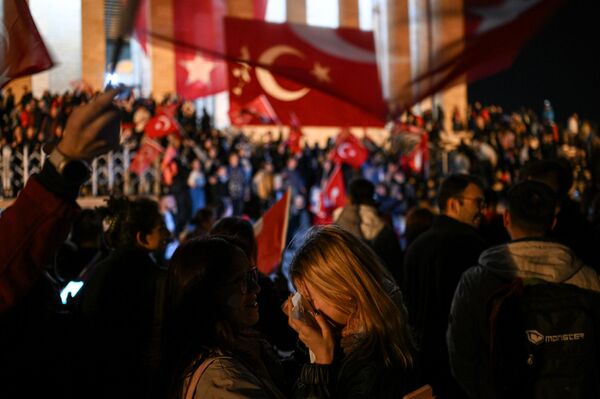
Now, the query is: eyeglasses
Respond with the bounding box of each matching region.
[223,267,259,294]
[457,196,486,209]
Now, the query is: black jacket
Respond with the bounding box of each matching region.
[402,215,487,398]
[78,247,166,398]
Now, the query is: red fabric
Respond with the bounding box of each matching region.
[0,177,79,313]
[225,17,386,126]
[174,0,227,99]
[0,0,54,88]
[323,164,346,211]
[144,106,181,139]
[161,145,178,186]
[397,0,564,111]
[400,131,429,175]
[134,0,148,53]
[229,94,280,125]
[129,136,164,175]
[253,0,268,20]
[330,130,369,169]
[254,190,290,275]
[287,112,302,155]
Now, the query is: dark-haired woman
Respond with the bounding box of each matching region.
[77,196,170,398]
[160,237,286,399]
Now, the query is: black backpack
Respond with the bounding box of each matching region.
[488,278,600,399]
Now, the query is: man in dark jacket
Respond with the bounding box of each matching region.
[447,180,600,398]
[402,174,487,398]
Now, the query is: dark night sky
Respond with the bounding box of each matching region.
[468,0,599,124]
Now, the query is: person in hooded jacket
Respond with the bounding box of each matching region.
[334,178,403,282]
[447,180,600,398]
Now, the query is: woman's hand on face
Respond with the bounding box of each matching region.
[288,305,335,365]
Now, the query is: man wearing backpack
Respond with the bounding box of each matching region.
[447,180,600,398]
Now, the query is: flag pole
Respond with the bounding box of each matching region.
[107,0,141,83]
[280,187,292,259]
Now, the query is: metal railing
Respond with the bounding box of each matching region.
[0,146,161,199]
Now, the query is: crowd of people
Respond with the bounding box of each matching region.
[1,85,600,398]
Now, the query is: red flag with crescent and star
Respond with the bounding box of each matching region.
[323,164,346,212]
[144,105,181,139]
[0,0,54,89]
[224,17,386,126]
[330,130,369,169]
[130,136,164,175]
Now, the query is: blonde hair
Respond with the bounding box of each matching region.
[290,225,415,368]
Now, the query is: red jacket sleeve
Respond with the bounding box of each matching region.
[0,177,80,313]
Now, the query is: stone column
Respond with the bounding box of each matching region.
[339,0,359,28]
[149,0,175,97]
[431,0,466,131]
[286,0,306,23]
[81,0,106,90]
[381,0,411,113]
[227,0,253,19]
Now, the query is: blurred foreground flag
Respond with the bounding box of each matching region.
[225,17,386,126]
[254,190,291,275]
[0,0,54,88]
[396,0,564,110]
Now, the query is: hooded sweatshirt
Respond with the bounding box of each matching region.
[447,239,600,398]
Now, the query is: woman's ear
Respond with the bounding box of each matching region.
[136,231,149,249]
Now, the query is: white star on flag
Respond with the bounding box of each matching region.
[180,53,217,85]
[311,62,331,83]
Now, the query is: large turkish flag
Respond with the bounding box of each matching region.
[224,17,386,126]
[0,0,54,88]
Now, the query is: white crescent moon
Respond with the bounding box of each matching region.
[337,143,356,159]
[256,45,310,102]
[155,115,172,131]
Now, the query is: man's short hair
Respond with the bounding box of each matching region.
[349,178,375,205]
[437,174,483,212]
[519,159,573,200]
[508,180,557,234]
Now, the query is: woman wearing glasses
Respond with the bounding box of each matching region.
[284,225,418,398]
[159,237,286,399]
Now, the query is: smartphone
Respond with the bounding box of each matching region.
[60,281,84,305]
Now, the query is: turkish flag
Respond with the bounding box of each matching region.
[145,107,181,139]
[330,130,369,169]
[130,136,164,175]
[323,164,346,211]
[225,17,386,126]
[396,0,564,110]
[174,0,227,99]
[287,113,303,155]
[399,130,429,175]
[254,190,291,275]
[0,0,54,88]
[229,94,280,125]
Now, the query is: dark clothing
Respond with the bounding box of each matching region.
[448,240,600,398]
[0,163,82,398]
[78,247,166,398]
[293,343,416,398]
[402,215,487,398]
[334,204,403,282]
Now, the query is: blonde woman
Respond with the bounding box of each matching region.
[284,225,418,398]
